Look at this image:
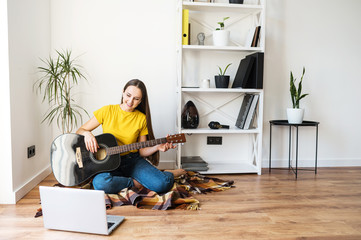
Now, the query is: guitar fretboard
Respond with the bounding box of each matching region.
[108,137,167,155]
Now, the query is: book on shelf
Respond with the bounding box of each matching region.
[181,156,208,171]
[243,94,259,129]
[183,166,209,171]
[244,52,264,89]
[182,161,208,168]
[182,9,189,45]
[235,94,254,129]
[181,156,207,164]
[251,26,261,47]
[232,56,255,88]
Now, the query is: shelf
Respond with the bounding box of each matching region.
[198,162,259,174]
[183,2,263,14]
[181,88,263,93]
[183,45,263,52]
[177,0,264,175]
[181,127,260,134]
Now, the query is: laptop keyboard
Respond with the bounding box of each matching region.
[107,222,115,229]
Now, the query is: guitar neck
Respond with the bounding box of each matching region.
[107,137,167,155]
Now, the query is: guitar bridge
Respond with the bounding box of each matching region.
[76,147,83,168]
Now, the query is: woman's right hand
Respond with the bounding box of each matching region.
[83,131,99,153]
[76,116,101,153]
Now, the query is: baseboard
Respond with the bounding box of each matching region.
[14,165,52,203]
[263,158,361,168]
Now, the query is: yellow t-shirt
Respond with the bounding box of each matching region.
[93,105,148,154]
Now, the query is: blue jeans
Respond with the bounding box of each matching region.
[92,152,174,194]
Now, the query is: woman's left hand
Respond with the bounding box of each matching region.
[158,142,177,152]
[158,134,177,152]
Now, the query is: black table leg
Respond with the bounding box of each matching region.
[315,125,319,174]
[288,125,291,169]
[295,126,299,179]
[269,123,272,172]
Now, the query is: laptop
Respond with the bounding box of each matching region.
[39,186,124,235]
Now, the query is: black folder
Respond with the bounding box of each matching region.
[245,52,264,89]
[232,57,255,88]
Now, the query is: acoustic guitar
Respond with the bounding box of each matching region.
[50,133,186,186]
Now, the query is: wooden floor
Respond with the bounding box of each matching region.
[1,167,361,240]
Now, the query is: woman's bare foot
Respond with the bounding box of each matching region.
[132,179,144,189]
[165,169,187,178]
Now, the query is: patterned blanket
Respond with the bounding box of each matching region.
[35,171,234,217]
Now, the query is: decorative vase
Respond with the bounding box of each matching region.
[229,0,244,3]
[181,101,199,129]
[215,75,230,88]
[212,30,230,46]
[287,108,304,124]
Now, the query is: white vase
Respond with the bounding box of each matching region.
[212,30,230,46]
[287,108,304,124]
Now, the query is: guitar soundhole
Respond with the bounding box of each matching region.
[90,144,110,163]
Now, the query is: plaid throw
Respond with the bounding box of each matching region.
[106,171,234,210]
[35,171,234,217]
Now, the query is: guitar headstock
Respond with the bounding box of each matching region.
[166,133,186,144]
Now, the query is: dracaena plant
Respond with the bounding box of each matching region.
[290,67,309,109]
[34,49,89,133]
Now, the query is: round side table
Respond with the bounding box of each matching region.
[269,120,320,179]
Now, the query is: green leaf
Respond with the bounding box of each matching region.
[223,63,232,75]
[289,68,308,108]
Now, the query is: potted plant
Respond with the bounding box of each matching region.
[34,49,89,133]
[213,17,230,46]
[215,63,232,88]
[287,67,309,124]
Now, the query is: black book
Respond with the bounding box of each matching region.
[235,94,254,129]
[244,52,264,89]
[232,57,255,88]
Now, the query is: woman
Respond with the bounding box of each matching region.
[76,79,186,194]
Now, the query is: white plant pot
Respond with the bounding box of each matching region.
[213,30,230,46]
[287,108,304,124]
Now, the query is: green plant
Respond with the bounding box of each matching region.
[217,63,232,76]
[34,49,89,133]
[216,17,230,30]
[290,67,309,109]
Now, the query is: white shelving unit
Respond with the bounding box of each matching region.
[176,0,265,175]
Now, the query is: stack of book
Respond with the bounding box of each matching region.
[181,156,208,172]
[235,94,259,129]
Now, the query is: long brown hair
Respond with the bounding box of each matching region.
[121,79,159,166]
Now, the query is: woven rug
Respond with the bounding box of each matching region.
[35,171,234,217]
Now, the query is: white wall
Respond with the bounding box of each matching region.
[264,0,361,167]
[50,0,178,161]
[0,0,14,204]
[5,0,52,203]
[50,0,361,167]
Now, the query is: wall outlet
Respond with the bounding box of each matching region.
[27,145,35,158]
[207,136,222,145]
